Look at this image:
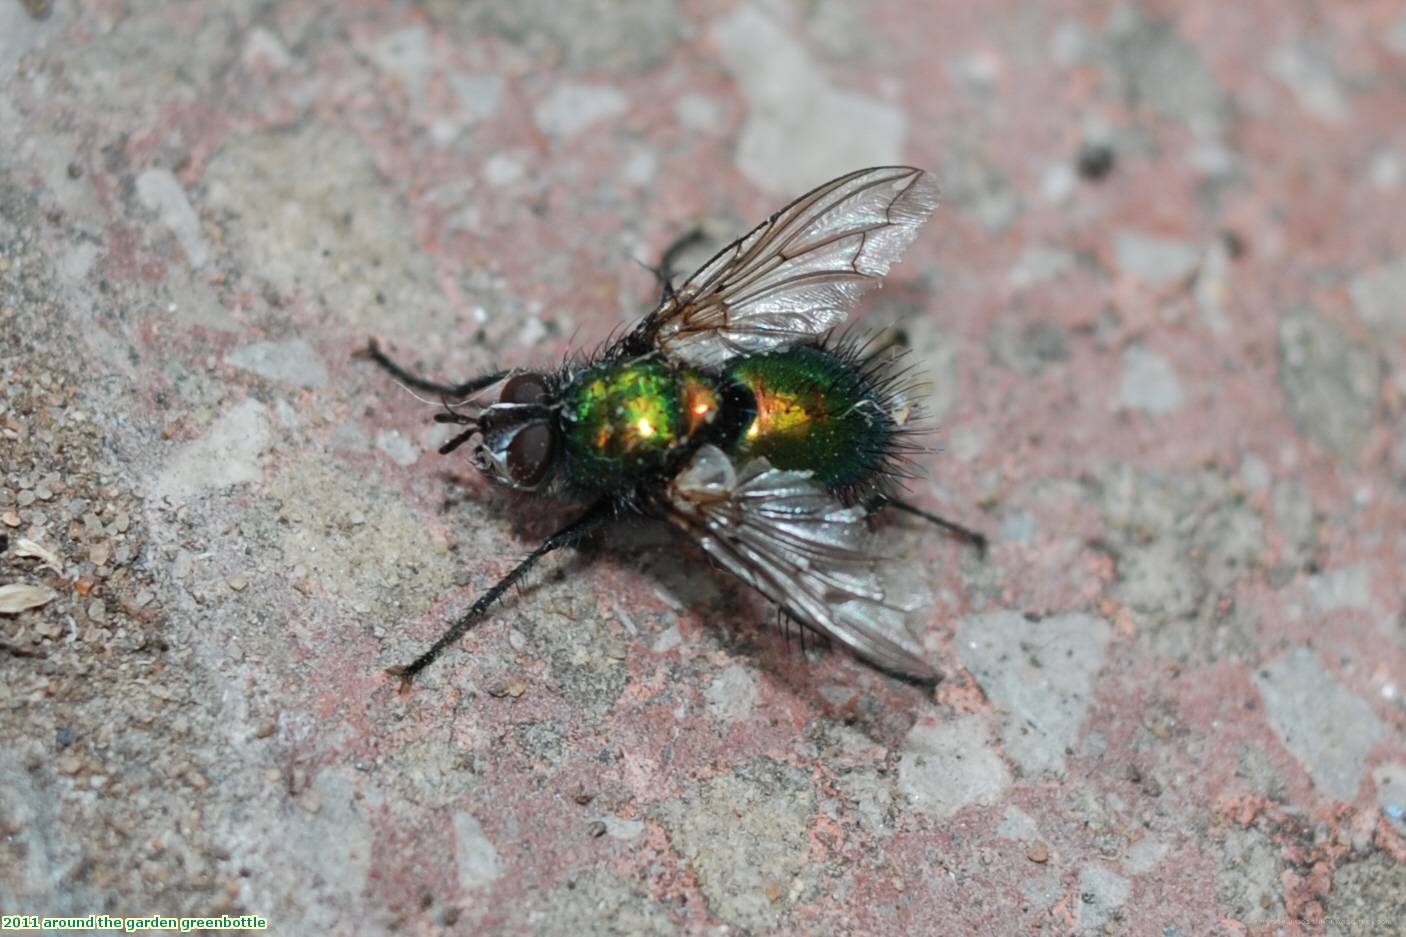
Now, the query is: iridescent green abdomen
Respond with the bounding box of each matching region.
[727,346,893,491]
[561,359,727,486]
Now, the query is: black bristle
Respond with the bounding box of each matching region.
[806,328,938,506]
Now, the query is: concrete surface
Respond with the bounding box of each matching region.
[1,1,1404,935]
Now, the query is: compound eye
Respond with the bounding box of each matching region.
[506,422,556,488]
[500,372,550,406]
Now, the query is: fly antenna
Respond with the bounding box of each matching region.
[434,400,481,454]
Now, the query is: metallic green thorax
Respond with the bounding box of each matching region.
[561,359,719,484]
[727,346,893,491]
[560,347,895,493]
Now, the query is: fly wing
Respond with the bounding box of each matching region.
[663,445,937,680]
[629,167,939,368]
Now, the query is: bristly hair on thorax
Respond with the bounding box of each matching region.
[805,326,937,506]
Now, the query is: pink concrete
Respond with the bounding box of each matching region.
[1,2,1403,935]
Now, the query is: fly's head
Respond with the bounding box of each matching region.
[437,371,560,491]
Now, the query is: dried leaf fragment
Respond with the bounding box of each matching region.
[16,538,63,574]
[0,583,59,614]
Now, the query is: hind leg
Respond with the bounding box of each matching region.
[868,494,988,555]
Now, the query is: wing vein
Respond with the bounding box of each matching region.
[616,166,938,368]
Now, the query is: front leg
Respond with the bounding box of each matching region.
[387,500,615,688]
[355,339,508,400]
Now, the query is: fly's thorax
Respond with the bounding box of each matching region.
[559,358,735,487]
[726,345,896,492]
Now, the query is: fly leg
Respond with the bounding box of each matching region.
[779,605,832,658]
[643,228,707,305]
[355,339,508,400]
[868,495,988,556]
[387,500,614,688]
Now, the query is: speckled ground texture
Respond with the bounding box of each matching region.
[2,2,1404,935]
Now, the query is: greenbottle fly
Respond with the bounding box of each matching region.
[360,166,985,687]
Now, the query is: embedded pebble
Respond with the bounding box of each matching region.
[711,6,904,194]
[227,339,328,388]
[899,717,1011,817]
[1119,347,1185,414]
[1254,648,1385,801]
[1349,258,1406,333]
[532,83,627,139]
[1114,231,1200,288]
[1278,310,1381,461]
[152,399,272,502]
[455,812,503,891]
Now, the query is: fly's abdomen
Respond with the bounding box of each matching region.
[561,359,725,486]
[727,346,894,493]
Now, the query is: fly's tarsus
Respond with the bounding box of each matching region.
[634,226,709,293]
[386,500,614,689]
[355,339,508,400]
[870,495,989,555]
[656,227,708,291]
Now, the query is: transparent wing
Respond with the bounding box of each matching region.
[628,166,939,368]
[663,445,937,679]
